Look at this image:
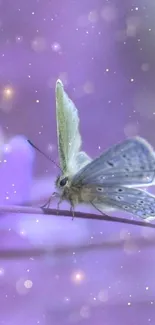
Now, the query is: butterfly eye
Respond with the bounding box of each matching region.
[59,177,68,187]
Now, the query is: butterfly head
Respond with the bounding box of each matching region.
[55,174,70,192]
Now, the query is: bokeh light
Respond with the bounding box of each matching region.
[3,86,14,99]
[71,270,85,283]
[51,42,61,52]
[80,305,91,318]
[24,279,33,289]
[31,36,47,52]
[16,278,33,295]
[101,4,118,22]
[88,10,98,23]
[83,81,94,94]
[97,290,109,302]
[126,15,142,37]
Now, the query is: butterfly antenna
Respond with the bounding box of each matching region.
[27,139,61,170]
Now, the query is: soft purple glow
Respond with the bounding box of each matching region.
[0,0,155,324]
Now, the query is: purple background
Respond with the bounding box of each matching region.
[0,0,155,324]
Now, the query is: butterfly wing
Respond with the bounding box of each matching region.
[80,185,155,219]
[56,79,82,174]
[72,137,155,187]
[75,151,92,171]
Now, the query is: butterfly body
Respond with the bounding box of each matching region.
[55,175,83,208]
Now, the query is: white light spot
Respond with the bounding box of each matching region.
[4,144,11,153]
[71,270,85,283]
[16,278,31,295]
[24,280,33,289]
[64,296,70,302]
[20,229,26,237]
[16,36,23,43]
[51,42,61,52]
[3,86,14,99]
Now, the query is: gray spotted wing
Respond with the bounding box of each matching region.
[81,185,155,219]
[72,137,155,187]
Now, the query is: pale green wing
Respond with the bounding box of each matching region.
[56,79,83,175]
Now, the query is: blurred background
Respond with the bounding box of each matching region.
[0,0,155,324]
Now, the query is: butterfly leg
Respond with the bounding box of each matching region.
[41,192,59,209]
[90,201,111,218]
[70,202,75,220]
[56,197,63,215]
[41,197,52,209]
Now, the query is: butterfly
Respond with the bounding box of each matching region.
[29,79,155,220]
